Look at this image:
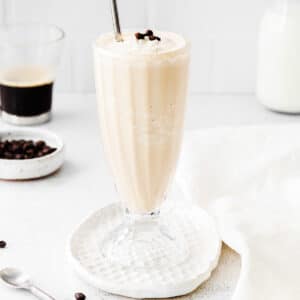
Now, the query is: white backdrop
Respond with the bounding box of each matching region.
[0,0,270,93]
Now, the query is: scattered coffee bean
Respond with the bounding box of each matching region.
[0,240,7,248]
[75,292,86,300]
[0,139,56,160]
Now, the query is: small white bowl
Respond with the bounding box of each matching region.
[0,128,64,180]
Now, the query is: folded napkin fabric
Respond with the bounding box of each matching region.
[177,125,300,300]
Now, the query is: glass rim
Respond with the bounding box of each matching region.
[0,22,65,48]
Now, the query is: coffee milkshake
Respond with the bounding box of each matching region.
[0,66,54,120]
[94,31,189,213]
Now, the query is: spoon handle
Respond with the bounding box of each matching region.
[30,285,56,300]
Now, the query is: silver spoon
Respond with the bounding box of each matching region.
[0,267,55,300]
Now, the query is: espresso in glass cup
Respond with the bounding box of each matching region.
[0,23,64,125]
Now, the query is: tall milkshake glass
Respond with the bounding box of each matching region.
[94,30,190,267]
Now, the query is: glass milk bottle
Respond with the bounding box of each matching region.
[257,0,300,113]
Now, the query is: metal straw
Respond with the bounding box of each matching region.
[110,0,123,42]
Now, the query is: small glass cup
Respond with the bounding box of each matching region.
[0,23,65,125]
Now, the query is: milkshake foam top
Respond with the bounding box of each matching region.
[94,31,188,57]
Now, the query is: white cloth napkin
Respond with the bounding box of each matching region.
[176,125,300,300]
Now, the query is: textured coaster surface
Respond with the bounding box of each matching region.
[68,202,221,298]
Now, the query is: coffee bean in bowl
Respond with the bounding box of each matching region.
[0,139,56,160]
[0,129,64,180]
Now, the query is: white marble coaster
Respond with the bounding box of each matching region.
[68,203,221,298]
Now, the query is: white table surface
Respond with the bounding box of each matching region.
[1,93,300,300]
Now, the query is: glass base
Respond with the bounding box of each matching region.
[1,111,51,126]
[100,209,189,268]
